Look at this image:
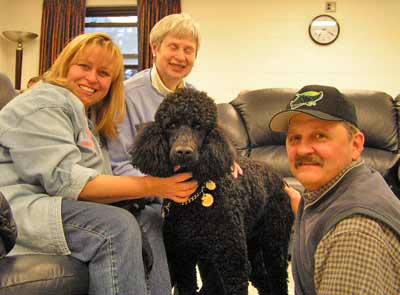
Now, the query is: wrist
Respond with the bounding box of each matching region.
[142,175,157,197]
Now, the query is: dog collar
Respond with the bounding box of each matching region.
[181,180,216,207]
[162,180,217,218]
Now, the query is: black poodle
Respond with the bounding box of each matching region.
[130,88,294,295]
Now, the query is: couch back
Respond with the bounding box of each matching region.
[0,73,18,110]
[217,88,400,193]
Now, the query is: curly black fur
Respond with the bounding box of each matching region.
[130,88,294,295]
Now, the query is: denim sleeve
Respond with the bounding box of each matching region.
[2,106,99,199]
[107,97,144,177]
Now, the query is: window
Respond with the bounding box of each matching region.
[85,6,138,80]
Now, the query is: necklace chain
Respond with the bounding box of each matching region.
[179,185,205,206]
[162,181,215,218]
[162,184,205,218]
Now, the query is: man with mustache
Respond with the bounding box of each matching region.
[269,85,400,295]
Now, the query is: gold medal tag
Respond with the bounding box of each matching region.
[205,180,216,191]
[201,193,214,207]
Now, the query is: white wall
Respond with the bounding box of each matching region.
[1,0,399,100]
[182,0,400,101]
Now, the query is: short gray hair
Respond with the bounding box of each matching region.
[343,121,360,140]
[149,13,201,54]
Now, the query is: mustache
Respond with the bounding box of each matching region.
[295,155,324,168]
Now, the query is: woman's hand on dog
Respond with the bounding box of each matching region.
[143,173,198,203]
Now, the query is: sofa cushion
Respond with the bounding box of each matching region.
[229,88,295,148]
[250,145,289,176]
[344,89,398,153]
[0,73,18,110]
[362,147,399,176]
[0,255,88,295]
[217,102,250,156]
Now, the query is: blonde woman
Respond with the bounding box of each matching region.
[0,32,197,295]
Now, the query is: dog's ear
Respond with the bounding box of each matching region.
[130,122,173,177]
[195,127,236,182]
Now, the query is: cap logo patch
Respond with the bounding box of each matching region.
[290,91,323,110]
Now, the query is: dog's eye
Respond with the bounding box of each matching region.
[192,123,201,130]
[167,123,177,130]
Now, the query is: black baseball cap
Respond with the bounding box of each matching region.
[269,85,358,132]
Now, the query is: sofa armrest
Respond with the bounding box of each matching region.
[217,103,249,156]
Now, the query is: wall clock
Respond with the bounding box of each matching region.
[308,14,340,45]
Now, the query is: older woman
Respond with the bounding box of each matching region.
[0,32,197,295]
[108,13,201,177]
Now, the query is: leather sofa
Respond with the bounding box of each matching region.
[0,255,88,294]
[0,87,399,294]
[217,87,400,195]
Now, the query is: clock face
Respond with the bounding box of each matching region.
[309,15,340,45]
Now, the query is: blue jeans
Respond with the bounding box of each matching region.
[62,199,170,295]
[136,203,171,295]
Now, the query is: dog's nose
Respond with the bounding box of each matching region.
[175,146,194,157]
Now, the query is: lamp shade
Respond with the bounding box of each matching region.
[2,30,38,90]
[3,31,38,44]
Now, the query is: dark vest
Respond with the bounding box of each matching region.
[292,163,400,295]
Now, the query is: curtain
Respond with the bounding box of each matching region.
[138,0,181,70]
[39,0,86,75]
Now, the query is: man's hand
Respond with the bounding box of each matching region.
[284,185,301,215]
[231,162,243,178]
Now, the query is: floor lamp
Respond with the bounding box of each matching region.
[2,30,38,90]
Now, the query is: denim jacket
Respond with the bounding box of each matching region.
[0,82,111,255]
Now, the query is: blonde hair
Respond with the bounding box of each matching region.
[150,13,201,55]
[43,32,125,139]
